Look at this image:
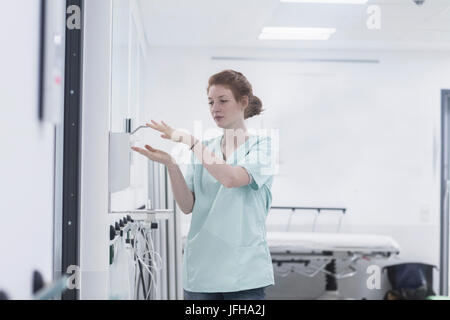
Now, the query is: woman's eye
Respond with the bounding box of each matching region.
[208,100,227,106]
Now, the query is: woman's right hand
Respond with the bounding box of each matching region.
[131,144,176,167]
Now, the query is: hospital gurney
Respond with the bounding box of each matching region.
[267,206,401,300]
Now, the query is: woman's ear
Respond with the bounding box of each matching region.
[241,95,249,110]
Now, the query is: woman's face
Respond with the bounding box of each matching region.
[208,85,248,129]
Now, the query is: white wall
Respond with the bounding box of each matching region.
[144,46,450,298]
[79,0,112,300]
[0,1,55,299]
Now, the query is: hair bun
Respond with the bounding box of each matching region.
[245,95,264,120]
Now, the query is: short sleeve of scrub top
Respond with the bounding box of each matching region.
[181,134,276,293]
[237,136,274,191]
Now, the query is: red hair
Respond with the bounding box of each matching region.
[207,70,264,120]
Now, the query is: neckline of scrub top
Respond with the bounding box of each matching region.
[219,133,256,165]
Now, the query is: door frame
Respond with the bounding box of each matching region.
[60,0,84,300]
[440,89,450,295]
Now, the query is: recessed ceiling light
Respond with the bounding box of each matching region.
[280,0,368,4]
[259,27,336,40]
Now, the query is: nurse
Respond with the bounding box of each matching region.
[131,69,276,300]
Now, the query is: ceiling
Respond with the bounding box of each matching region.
[137,0,450,50]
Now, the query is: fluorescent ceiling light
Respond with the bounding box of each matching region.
[259,27,336,40]
[280,0,368,4]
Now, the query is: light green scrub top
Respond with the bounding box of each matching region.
[182,133,275,293]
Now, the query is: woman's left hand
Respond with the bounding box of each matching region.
[131,145,175,166]
[146,120,194,146]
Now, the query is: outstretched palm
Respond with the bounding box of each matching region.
[131,144,174,166]
[131,120,191,165]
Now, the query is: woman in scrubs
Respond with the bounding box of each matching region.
[131,70,275,300]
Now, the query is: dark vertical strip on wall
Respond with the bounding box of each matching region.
[62,0,83,300]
